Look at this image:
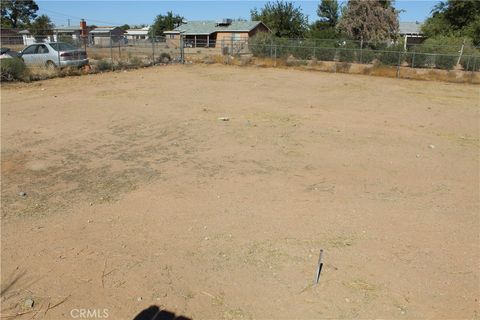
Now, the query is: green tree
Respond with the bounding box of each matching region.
[149,11,184,36]
[308,0,340,39]
[422,0,480,45]
[250,1,308,38]
[0,0,39,28]
[317,0,339,27]
[119,24,130,30]
[337,0,399,42]
[28,14,53,41]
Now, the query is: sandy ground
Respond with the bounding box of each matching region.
[1,65,479,320]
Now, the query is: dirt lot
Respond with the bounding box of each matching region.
[1,65,479,319]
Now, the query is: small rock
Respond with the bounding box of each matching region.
[345,298,350,303]
[137,296,143,302]
[41,88,45,91]
[87,219,93,223]
[204,236,209,240]
[24,298,34,308]
[218,117,230,121]
[203,108,208,112]
[19,191,27,197]
[429,144,435,149]
[416,154,420,158]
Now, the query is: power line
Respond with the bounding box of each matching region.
[40,8,125,26]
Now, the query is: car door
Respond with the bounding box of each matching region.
[20,45,38,66]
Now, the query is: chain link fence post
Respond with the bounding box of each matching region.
[109,31,114,70]
[396,51,402,78]
[55,30,60,67]
[180,33,185,64]
[457,39,465,66]
[411,48,416,68]
[360,38,363,64]
[274,44,277,67]
[151,36,155,66]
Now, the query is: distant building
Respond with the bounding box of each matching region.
[0,28,23,45]
[89,27,126,47]
[16,20,92,46]
[125,26,150,42]
[164,19,269,49]
[399,21,425,49]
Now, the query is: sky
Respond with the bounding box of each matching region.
[37,0,440,27]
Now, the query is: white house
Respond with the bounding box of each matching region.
[124,26,150,41]
[399,21,425,49]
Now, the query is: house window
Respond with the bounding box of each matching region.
[232,33,241,41]
[168,34,175,39]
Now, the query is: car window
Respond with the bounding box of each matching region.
[37,45,49,54]
[22,45,37,54]
[49,43,76,51]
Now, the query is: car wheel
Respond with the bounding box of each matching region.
[46,61,56,69]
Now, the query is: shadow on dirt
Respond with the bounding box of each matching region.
[133,305,191,320]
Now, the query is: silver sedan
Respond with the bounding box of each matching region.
[19,42,88,68]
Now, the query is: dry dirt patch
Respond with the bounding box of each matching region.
[1,65,479,319]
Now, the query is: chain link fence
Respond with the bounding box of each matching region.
[1,30,479,82]
[0,30,181,80]
[182,36,479,73]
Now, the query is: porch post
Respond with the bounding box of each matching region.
[207,35,209,48]
[194,35,197,48]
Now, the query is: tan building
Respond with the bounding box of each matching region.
[164,19,269,49]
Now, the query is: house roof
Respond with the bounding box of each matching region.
[399,21,423,35]
[90,27,123,34]
[165,20,266,35]
[54,25,81,32]
[125,27,150,35]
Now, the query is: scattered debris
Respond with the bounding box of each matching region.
[24,298,34,309]
[43,295,71,318]
[18,191,27,197]
[137,297,143,302]
[218,117,230,121]
[315,249,324,285]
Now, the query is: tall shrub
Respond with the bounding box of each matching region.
[0,58,27,81]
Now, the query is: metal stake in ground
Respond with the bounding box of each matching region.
[315,249,324,285]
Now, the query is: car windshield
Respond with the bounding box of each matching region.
[49,42,76,51]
